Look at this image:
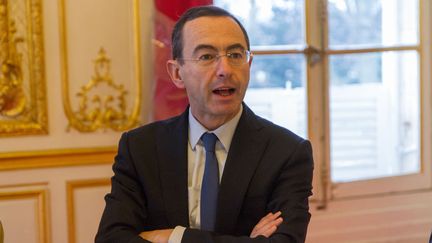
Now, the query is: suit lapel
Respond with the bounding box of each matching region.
[157,110,189,227]
[216,105,268,233]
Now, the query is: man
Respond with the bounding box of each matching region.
[96,5,313,243]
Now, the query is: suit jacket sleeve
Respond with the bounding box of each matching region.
[95,132,151,243]
[182,139,314,243]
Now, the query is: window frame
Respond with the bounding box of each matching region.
[214,0,432,206]
[317,0,431,201]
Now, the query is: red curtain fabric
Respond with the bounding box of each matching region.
[152,0,213,121]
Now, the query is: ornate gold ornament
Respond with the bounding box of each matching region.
[0,0,48,136]
[69,48,132,132]
[0,19,25,117]
[60,0,142,133]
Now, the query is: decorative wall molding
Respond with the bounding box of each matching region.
[0,187,50,243]
[70,48,132,132]
[66,178,110,243]
[59,0,142,132]
[0,147,116,171]
[0,0,48,136]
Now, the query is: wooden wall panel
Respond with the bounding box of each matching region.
[66,179,110,243]
[0,162,113,242]
[0,186,50,243]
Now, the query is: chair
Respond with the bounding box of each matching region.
[0,219,3,243]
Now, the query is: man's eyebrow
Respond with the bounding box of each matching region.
[226,43,246,51]
[191,43,246,56]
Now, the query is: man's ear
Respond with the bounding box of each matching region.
[166,60,185,88]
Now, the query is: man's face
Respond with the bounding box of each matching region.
[167,16,252,129]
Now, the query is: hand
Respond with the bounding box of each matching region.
[139,229,173,243]
[250,211,283,238]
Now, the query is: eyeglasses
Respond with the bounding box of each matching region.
[177,50,252,67]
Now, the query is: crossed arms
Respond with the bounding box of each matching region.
[95,125,313,243]
[140,211,283,242]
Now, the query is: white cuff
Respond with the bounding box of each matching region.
[168,226,186,243]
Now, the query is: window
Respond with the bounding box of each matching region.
[215,0,431,201]
[215,0,308,138]
[328,0,420,182]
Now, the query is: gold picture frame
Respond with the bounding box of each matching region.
[0,0,48,136]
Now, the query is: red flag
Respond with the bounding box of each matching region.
[153,0,213,121]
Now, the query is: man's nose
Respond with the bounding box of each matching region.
[215,55,232,77]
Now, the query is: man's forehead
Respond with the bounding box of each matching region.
[182,16,247,49]
[185,15,236,27]
[184,16,243,35]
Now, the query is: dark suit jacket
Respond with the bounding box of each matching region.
[95,105,314,243]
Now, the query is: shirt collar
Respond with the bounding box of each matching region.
[188,105,243,152]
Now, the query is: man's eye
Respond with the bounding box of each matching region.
[198,54,215,61]
[228,52,243,59]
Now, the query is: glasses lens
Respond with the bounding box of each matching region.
[181,50,250,67]
[228,51,250,66]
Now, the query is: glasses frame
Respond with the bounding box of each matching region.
[177,50,252,67]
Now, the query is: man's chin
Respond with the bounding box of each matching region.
[210,104,241,118]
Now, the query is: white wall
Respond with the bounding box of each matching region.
[0,0,154,243]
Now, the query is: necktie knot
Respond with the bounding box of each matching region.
[201,132,218,152]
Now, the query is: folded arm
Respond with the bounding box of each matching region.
[140,139,313,243]
[139,211,283,243]
[181,139,314,242]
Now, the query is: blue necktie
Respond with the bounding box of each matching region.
[200,132,219,231]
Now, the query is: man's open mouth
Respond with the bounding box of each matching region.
[213,88,235,96]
